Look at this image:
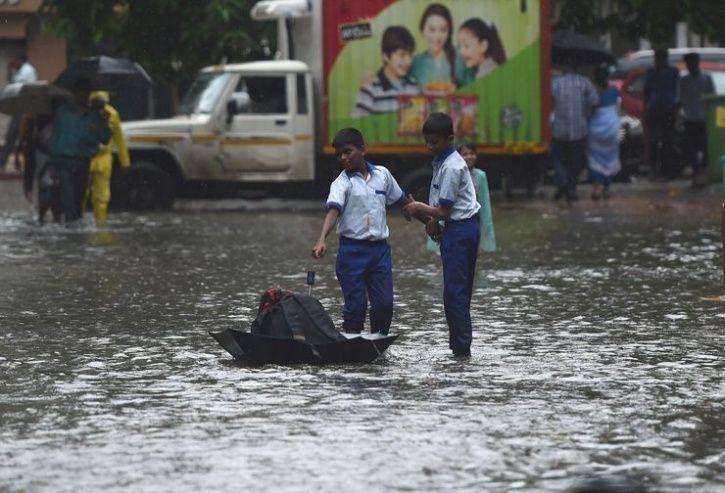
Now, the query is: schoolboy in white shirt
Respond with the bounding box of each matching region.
[312,128,409,335]
[403,113,480,356]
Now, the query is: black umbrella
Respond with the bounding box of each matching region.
[552,30,615,67]
[209,329,399,365]
[54,56,154,120]
[0,82,70,115]
[54,56,152,89]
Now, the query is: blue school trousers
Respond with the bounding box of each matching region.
[335,236,393,335]
[440,216,480,354]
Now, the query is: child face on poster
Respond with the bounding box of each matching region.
[458,27,487,69]
[421,13,450,58]
[383,48,414,80]
[458,18,506,73]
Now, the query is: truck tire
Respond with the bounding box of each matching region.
[401,168,432,203]
[124,162,174,211]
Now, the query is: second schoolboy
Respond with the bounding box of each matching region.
[403,113,480,356]
[352,26,419,117]
[312,128,408,335]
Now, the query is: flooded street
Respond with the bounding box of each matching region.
[0,180,723,492]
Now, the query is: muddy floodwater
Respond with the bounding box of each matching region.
[0,181,723,492]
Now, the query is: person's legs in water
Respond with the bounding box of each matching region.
[551,139,569,201]
[566,138,587,202]
[366,241,393,335]
[58,158,91,224]
[335,238,370,333]
[440,218,479,356]
[646,112,663,178]
[85,167,112,225]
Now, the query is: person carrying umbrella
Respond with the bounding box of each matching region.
[83,90,130,226]
[0,52,37,171]
[48,77,111,226]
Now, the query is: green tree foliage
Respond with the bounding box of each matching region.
[40,0,276,91]
[555,0,724,46]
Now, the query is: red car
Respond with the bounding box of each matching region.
[610,48,725,177]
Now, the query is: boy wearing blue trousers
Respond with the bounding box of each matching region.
[403,113,480,356]
[312,128,408,335]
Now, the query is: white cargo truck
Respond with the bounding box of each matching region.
[120,0,551,209]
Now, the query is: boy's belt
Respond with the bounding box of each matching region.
[340,236,387,245]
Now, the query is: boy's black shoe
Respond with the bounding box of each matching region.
[452,350,471,358]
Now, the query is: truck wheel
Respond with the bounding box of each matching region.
[401,169,432,203]
[124,162,173,210]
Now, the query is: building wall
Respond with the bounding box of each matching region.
[0,0,67,143]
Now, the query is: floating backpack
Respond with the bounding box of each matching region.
[250,289,346,344]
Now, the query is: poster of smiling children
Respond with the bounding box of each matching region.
[326,0,543,147]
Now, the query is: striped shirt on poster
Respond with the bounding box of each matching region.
[352,69,419,117]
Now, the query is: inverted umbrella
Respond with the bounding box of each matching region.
[552,30,615,67]
[209,329,399,365]
[0,82,70,115]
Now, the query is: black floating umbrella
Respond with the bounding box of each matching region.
[0,82,70,115]
[209,329,398,365]
[552,30,615,67]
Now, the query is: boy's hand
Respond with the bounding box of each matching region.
[402,198,422,219]
[312,240,327,258]
[425,218,441,242]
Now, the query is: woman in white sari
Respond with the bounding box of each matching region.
[588,66,621,200]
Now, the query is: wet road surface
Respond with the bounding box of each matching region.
[1,180,723,492]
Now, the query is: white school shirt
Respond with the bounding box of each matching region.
[325,162,405,241]
[429,146,480,221]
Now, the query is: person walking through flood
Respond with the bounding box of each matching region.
[402,113,480,357]
[587,66,622,200]
[83,91,130,226]
[680,52,715,188]
[48,77,111,226]
[0,52,37,172]
[643,48,680,179]
[551,64,599,203]
[17,111,62,224]
[312,127,409,335]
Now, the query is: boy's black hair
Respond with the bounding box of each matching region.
[381,25,415,56]
[332,127,365,148]
[683,52,700,64]
[422,112,453,137]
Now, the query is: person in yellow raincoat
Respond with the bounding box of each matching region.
[83,91,130,225]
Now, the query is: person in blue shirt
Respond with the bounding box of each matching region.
[643,48,680,179]
[403,113,481,357]
[49,77,111,225]
[312,128,409,335]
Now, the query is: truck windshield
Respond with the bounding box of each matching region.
[178,72,232,115]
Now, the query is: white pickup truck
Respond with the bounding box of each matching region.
[121,59,316,209]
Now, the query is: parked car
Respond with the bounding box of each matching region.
[610,48,725,177]
[611,48,725,120]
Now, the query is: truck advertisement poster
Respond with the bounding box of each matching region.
[324,0,545,150]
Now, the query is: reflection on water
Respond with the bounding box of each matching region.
[1,183,723,492]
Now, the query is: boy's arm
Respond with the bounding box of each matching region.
[404,200,452,223]
[312,208,340,258]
